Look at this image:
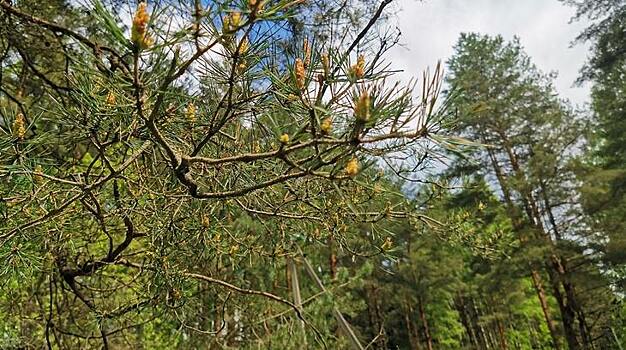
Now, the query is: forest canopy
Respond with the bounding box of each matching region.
[0,0,624,349]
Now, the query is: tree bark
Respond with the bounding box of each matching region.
[496,317,508,350]
[530,269,561,349]
[404,302,422,350]
[455,295,478,348]
[418,297,433,350]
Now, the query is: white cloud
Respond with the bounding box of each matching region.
[388,0,592,106]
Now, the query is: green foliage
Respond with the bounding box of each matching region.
[564,0,626,296]
[0,0,623,349]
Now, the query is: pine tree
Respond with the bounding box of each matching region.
[0,0,451,347]
[444,33,614,349]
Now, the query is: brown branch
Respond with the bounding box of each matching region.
[12,43,72,92]
[184,272,306,324]
[61,215,136,278]
[0,141,152,243]
[191,170,308,199]
[0,1,128,72]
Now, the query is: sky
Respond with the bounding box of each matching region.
[388,0,592,106]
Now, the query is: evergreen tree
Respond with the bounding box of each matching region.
[445,33,615,349]
[0,0,451,348]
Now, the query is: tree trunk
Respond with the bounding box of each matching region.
[541,182,593,349]
[496,317,508,350]
[494,130,584,350]
[404,302,422,350]
[482,134,558,344]
[418,297,433,350]
[530,269,561,349]
[545,262,580,350]
[455,295,478,348]
[366,286,385,349]
[468,297,489,349]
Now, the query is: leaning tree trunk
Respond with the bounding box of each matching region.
[530,269,561,350]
